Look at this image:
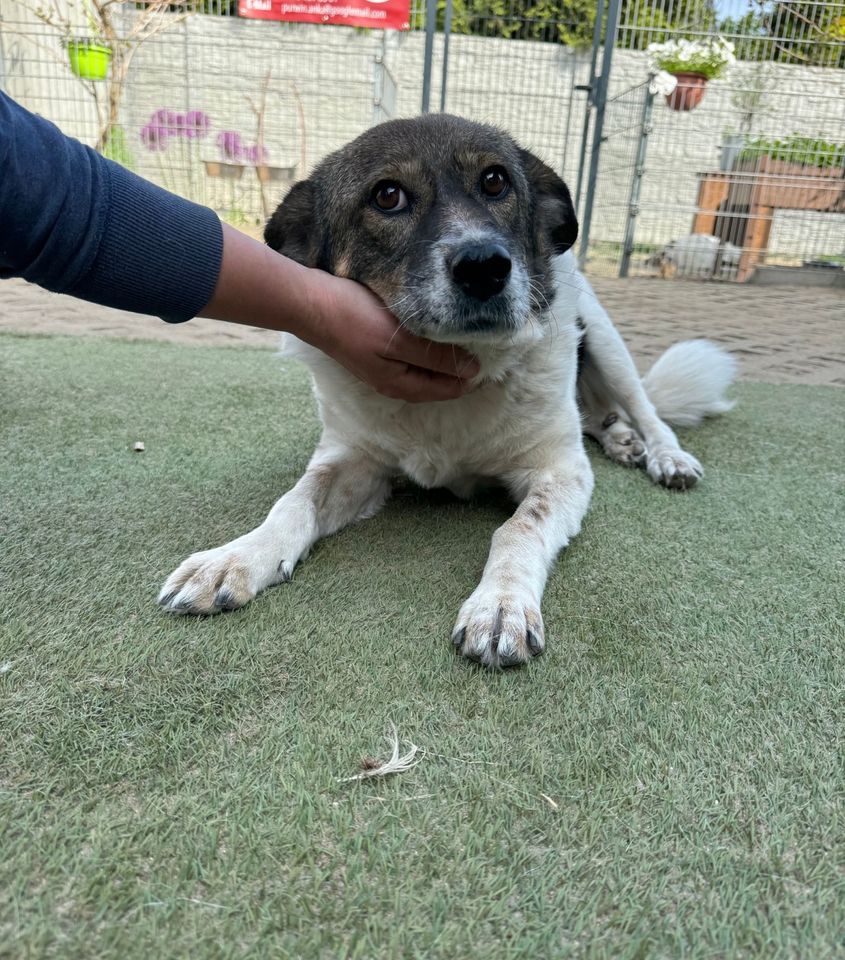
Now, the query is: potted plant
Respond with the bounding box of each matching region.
[647,37,736,111]
[66,39,112,80]
[720,64,776,170]
[204,131,247,179]
[140,108,211,192]
[24,0,188,154]
[737,135,844,171]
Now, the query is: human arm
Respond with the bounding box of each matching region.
[0,92,476,401]
[200,223,478,402]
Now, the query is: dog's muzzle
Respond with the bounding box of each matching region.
[449,242,512,302]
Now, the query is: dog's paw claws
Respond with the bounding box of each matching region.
[526,629,543,656]
[452,597,544,669]
[157,589,179,608]
[159,548,264,616]
[647,449,703,490]
[214,587,242,612]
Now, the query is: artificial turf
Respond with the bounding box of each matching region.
[1,331,843,959]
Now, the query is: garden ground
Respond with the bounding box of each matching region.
[1,278,843,958]
[2,271,843,386]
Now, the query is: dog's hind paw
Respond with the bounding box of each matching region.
[646,447,703,490]
[452,593,545,669]
[601,428,647,468]
[591,413,646,469]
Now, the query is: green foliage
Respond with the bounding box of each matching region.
[193,0,238,13]
[722,1,845,67]
[620,0,717,46]
[408,0,718,48]
[192,0,842,72]
[410,0,597,48]
[647,37,735,78]
[101,124,135,169]
[739,134,845,169]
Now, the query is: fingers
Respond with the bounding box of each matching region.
[381,328,479,380]
[378,364,472,403]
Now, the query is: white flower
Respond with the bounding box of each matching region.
[646,36,735,78]
[649,70,679,95]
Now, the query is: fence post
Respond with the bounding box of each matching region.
[574,0,606,215]
[439,0,453,112]
[421,0,437,113]
[373,37,385,125]
[577,0,622,270]
[619,80,656,278]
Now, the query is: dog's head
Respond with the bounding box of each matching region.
[265,114,577,343]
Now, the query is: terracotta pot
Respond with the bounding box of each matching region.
[665,72,708,111]
[204,160,244,180]
[254,164,296,183]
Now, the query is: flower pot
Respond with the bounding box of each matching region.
[254,164,296,183]
[665,72,708,111]
[204,160,244,180]
[67,42,111,81]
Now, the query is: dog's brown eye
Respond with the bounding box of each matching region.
[480,166,509,198]
[372,181,409,212]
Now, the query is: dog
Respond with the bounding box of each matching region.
[159,115,736,668]
[649,233,741,280]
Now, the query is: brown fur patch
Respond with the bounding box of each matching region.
[523,493,551,523]
[308,464,338,510]
[333,253,353,279]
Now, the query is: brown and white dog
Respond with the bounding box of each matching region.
[159,115,736,668]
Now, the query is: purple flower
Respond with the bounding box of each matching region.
[151,108,180,135]
[217,130,243,162]
[183,110,210,140]
[244,143,269,164]
[140,122,169,151]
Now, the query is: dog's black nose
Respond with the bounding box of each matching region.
[450,243,512,301]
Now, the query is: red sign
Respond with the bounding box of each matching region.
[238,0,410,29]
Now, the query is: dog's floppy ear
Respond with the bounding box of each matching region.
[264,180,322,267]
[519,149,579,255]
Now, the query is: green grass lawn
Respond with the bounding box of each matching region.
[2,332,843,959]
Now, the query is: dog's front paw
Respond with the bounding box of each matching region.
[452,592,545,669]
[158,543,290,615]
[647,447,703,490]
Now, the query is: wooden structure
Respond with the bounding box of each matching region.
[692,157,845,281]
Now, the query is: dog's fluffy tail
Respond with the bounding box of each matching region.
[643,339,738,427]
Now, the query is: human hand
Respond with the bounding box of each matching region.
[307,273,480,403]
[200,226,478,402]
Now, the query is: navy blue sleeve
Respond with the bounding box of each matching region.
[0,91,224,323]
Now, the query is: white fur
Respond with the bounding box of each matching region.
[643,340,738,427]
[159,252,736,667]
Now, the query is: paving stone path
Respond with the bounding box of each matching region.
[2,275,842,386]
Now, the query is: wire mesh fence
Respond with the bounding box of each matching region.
[594,0,845,280]
[1,0,843,278]
[0,0,398,230]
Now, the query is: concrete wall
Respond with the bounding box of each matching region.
[2,3,842,261]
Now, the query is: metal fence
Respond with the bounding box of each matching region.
[587,0,845,280]
[418,0,844,281]
[0,0,398,230]
[1,0,843,278]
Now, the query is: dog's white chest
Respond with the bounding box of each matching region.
[397,448,458,489]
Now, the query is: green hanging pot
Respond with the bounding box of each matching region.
[67,42,112,81]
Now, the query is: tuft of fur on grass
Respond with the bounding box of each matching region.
[337,723,423,782]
